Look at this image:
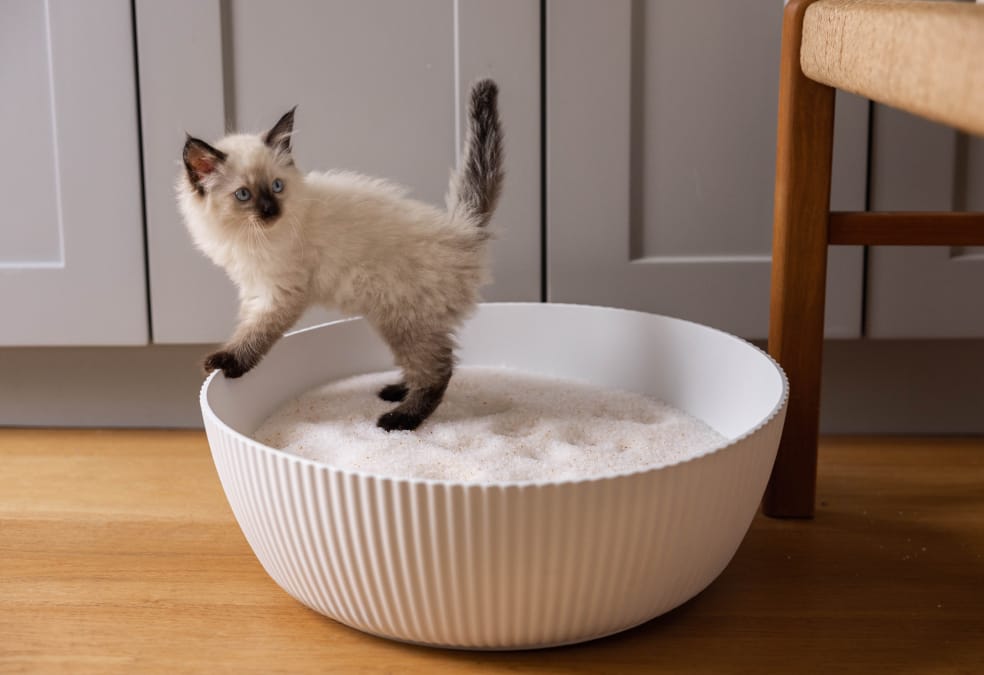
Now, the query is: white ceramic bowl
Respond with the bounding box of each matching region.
[201,303,787,650]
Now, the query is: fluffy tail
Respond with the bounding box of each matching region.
[448,79,503,228]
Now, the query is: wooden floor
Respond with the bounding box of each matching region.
[1,431,982,674]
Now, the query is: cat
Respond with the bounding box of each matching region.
[177,79,503,431]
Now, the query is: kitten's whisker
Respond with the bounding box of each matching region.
[286,214,303,244]
[252,219,271,250]
[294,198,334,207]
[243,229,256,258]
[241,217,266,257]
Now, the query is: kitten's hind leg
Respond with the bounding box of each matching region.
[378,382,408,402]
[376,329,454,432]
[377,379,450,431]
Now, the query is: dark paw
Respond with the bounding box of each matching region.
[377,409,425,432]
[378,383,409,402]
[203,350,251,378]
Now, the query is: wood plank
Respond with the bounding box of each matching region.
[829,211,984,245]
[2,430,983,673]
[801,0,984,136]
[765,0,834,518]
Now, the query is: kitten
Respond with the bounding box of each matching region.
[177,79,503,431]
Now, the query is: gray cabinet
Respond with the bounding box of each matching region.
[0,0,147,345]
[866,107,984,337]
[136,0,541,344]
[8,0,982,352]
[545,0,868,340]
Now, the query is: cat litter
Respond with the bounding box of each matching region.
[253,366,726,483]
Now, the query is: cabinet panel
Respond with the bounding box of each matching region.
[138,0,540,344]
[0,1,60,263]
[0,0,147,345]
[866,106,984,337]
[546,0,866,339]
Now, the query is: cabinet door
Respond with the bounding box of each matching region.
[866,107,984,337]
[137,0,540,344]
[0,0,147,346]
[545,0,867,339]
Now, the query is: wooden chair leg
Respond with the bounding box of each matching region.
[762,0,836,518]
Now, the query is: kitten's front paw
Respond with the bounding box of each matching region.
[377,409,424,432]
[203,350,251,378]
[378,383,409,402]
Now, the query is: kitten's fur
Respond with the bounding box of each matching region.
[177,80,503,431]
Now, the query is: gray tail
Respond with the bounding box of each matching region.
[448,79,503,228]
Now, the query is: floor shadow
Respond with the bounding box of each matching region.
[379,494,984,673]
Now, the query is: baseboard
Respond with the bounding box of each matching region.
[0,344,210,428]
[818,338,984,434]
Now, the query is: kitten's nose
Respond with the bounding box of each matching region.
[257,195,280,221]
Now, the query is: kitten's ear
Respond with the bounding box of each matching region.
[183,136,227,194]
[264,106,297,156]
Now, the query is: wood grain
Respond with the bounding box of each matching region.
[829,212,984,246]
[801,0,984,137]
[765,0,834,518]
[2,429,983,673]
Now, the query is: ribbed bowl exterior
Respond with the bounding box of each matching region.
[201,303,787,649]
[204,408,783,649]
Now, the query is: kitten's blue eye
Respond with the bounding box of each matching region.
[234,187,251,202]
[271,178,284,193]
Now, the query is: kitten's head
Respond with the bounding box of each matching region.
[180,108,301,232]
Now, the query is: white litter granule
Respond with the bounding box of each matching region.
[253,366,726,483]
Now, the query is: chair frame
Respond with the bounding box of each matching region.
[763,0,984,518]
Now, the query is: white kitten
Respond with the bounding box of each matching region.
[177,80,503,431]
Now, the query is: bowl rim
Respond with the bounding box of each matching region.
[200,302,789,488]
